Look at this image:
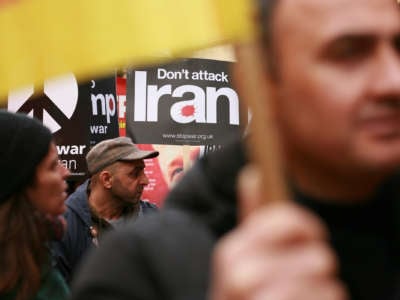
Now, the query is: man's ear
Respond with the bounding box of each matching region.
[99,170,112,189]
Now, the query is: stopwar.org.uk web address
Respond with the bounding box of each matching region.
[162,133,214,141]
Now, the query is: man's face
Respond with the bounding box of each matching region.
[109,160,149,204]
[271,0,400,174]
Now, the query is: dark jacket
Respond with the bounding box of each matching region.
[70,140,400,300]
[52,179,158,283]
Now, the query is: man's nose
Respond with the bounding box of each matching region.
[140,173,149,185]
[369,44,400,98]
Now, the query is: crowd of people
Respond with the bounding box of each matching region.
[1,0,400,299]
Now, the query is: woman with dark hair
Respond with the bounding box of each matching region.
[0,111,70,300]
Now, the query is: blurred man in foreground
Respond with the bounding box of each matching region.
[71,0,400,299]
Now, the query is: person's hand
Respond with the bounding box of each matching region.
[208,166,348,300]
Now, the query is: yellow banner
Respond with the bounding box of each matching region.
[0,0,254,99]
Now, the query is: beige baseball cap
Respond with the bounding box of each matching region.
[86,137,159,175]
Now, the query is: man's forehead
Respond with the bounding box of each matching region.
[276,0,400,39]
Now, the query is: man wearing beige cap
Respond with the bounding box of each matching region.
[52,137,159,283]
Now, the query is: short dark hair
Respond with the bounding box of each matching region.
[257,0,279,75]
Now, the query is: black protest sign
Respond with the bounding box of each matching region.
[87,75,119,146]
[126,58,244,145]
[7,73,90,178]
[7,73,119,179]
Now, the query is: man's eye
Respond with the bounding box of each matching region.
[327,37,372,63]
[394,35,400,54]
[131,171,140,178]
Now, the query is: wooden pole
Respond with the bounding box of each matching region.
[233,41,289,204]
